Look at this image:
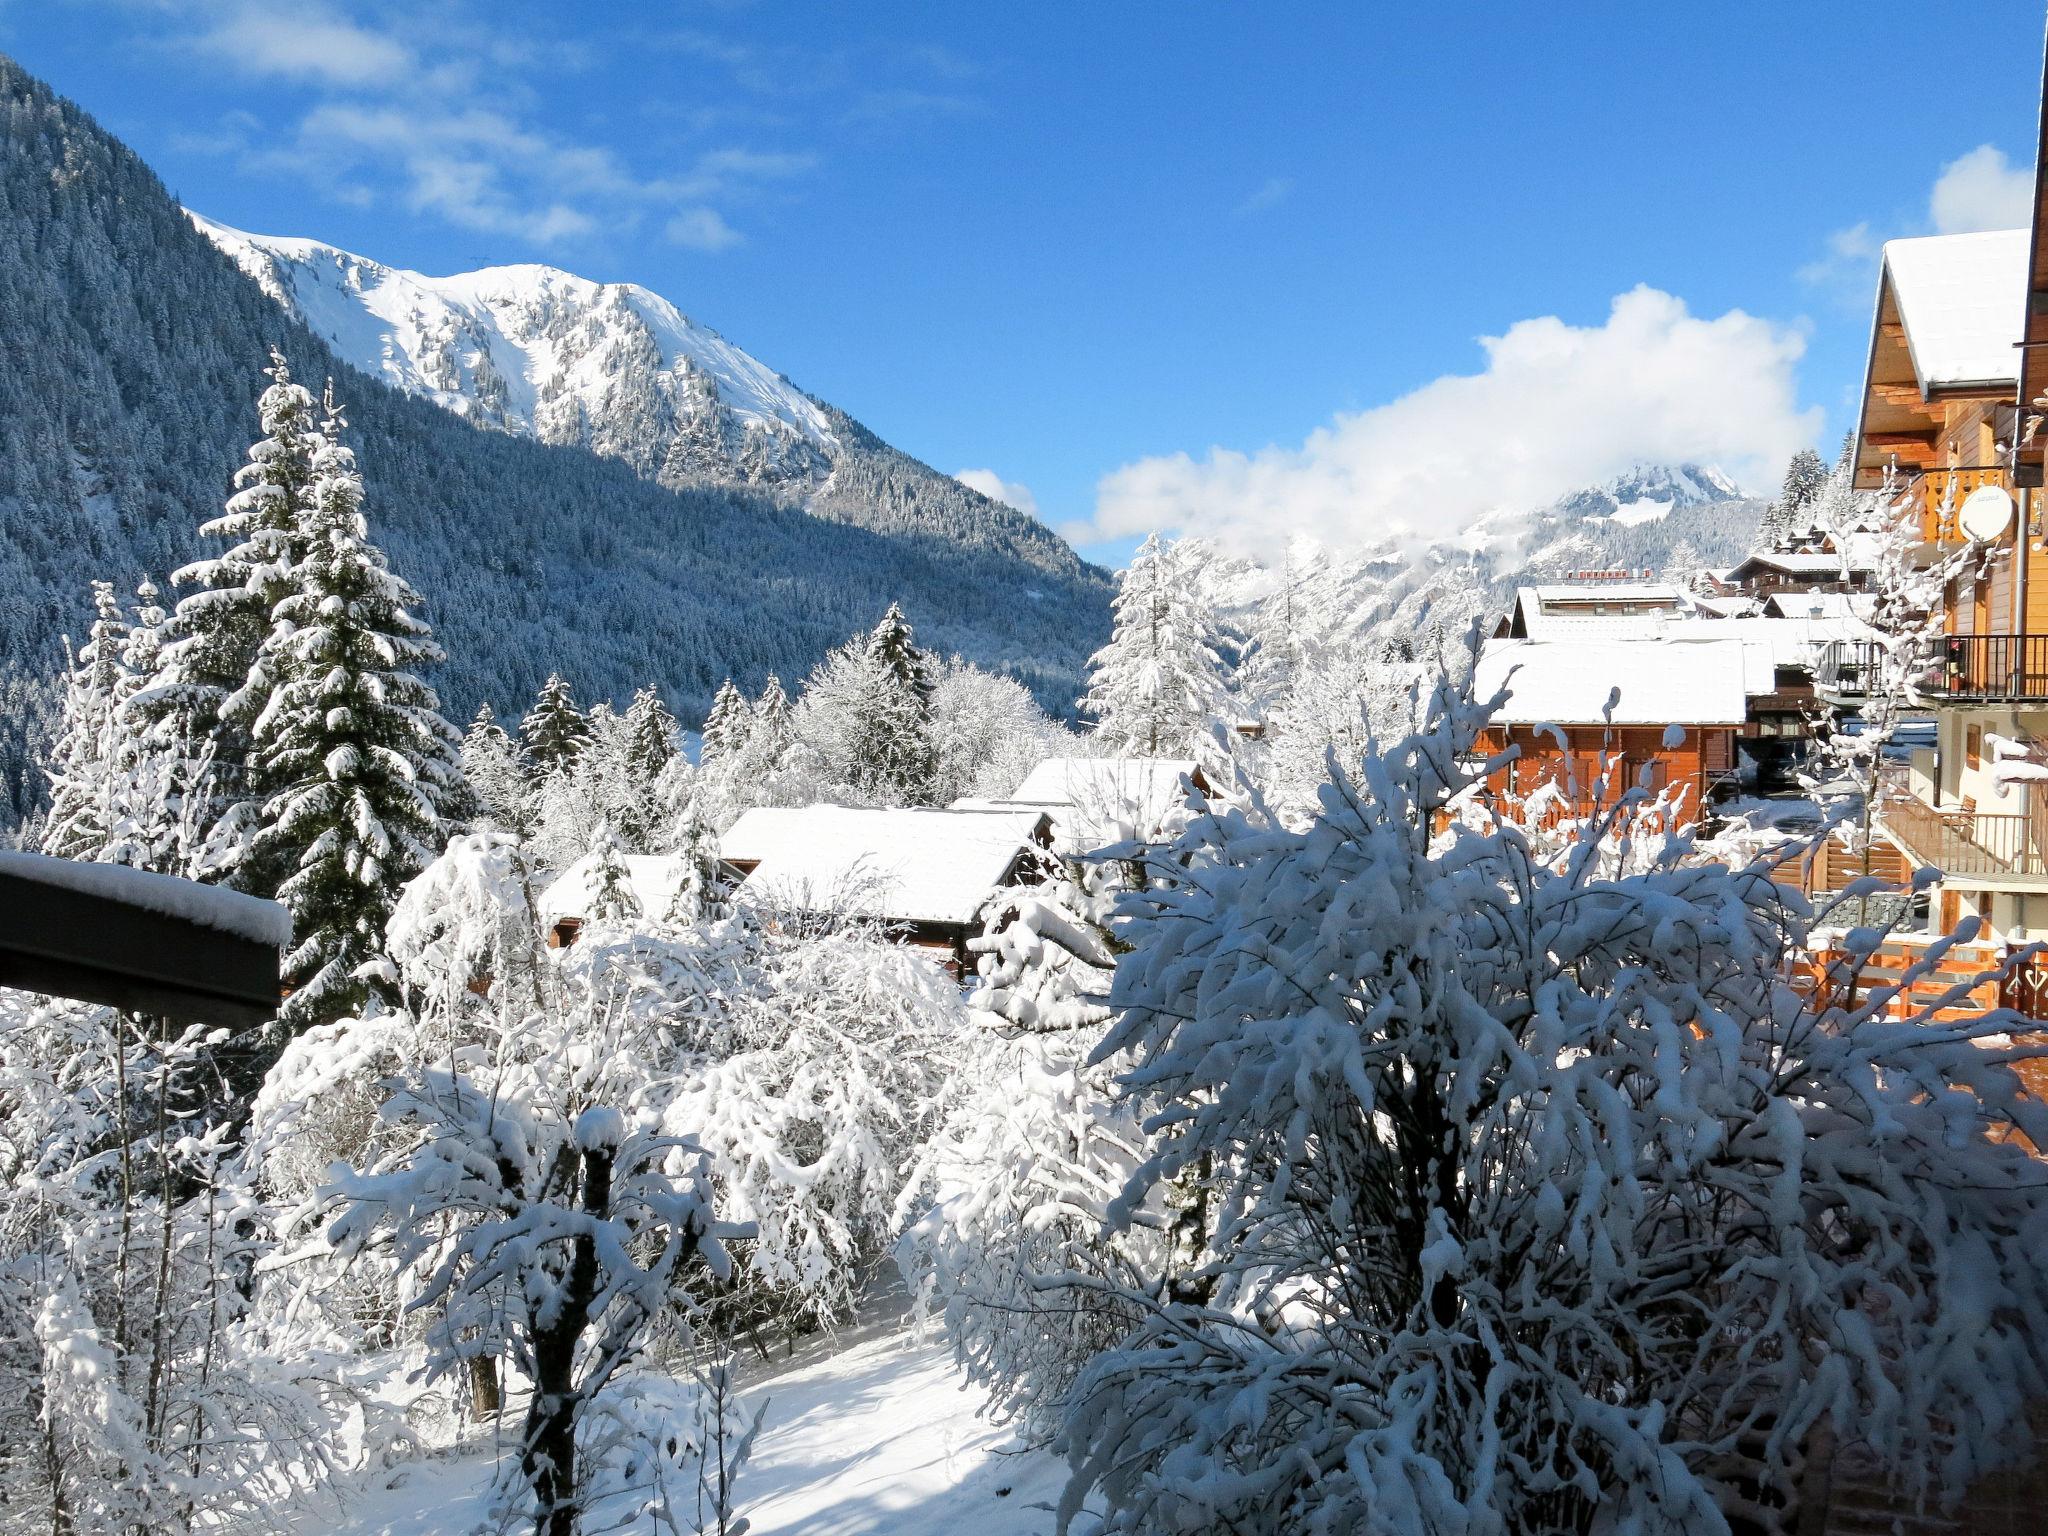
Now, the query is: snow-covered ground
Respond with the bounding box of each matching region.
[316,1320,1072,1536]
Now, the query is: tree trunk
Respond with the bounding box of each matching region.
[521,1143,611,1536]
[469,1353,502,1421]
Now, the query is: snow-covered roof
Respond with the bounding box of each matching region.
[1006,758,1202,843]
[718,806,1048,926]
[0,851,291,947]
[1725,550,1875,578]
[1883,229,2026,391]
[1691,594,1755,618]
[1507,584,1693,641]
[1685,616,1877,672]
[1474,638,1754,726]
[539,854,689,925]
[1526,583,1686,606]
[1761,591,1877,623]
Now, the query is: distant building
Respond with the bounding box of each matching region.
[717,805,1053,974]
[1719,548,1878,598]
[1469,636,1758,822]
[538,853,694,949]
[1494,582,1691,642]
[991,756,1209,852]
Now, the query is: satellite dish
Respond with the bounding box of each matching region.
[1958,484,2016,542]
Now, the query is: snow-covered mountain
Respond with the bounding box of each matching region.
[1209,463,1767,679]
[193,214,838,489]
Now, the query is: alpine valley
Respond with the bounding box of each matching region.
[0,54,1762,817]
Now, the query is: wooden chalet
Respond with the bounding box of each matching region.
[994,756,1210,853]
[716,805,1053,976]
[538,853,697,949]
[1493,580,1689,641]
[1718,547,1877,598]
[1819,93,2048,949]
[1469,636,1757,822]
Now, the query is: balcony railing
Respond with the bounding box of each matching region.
[1920,633,2048,701]
[1901,466,2013,545]
[1820,635,2048,702]
[1880,790,2047,877]
[1814,640,1883,697]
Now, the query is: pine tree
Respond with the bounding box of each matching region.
[584,822,641,923]
[663,794,722,926]
[700,678,750,765]
[522,673,590,777]
[39,581,130,861]
[865,601,935,705]
[1080,534,1224,756]
[1781,447,1828,520]
[461,703,533,835]
[137,352,325,878]
[754,674,790,748]
[623,685,678,784]
[249,391,463,1032]
[792,611,939,804]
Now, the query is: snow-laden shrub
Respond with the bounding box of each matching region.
[1048,669,2048,1536]
[899,861,1158,1432]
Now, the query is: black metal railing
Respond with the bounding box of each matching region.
[1822,636,2048,702]
[1918,634,2048,701]
[1814,641,1883,697]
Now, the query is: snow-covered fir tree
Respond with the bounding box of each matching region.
[664,794,723,926]
[1081,533,1225,755]
[136,352,325,881]
[521,672,590,776]
[789,608,940,805]
[460,702,533,835]
[583,822,642,923]
[699,678,751,767]
[39,580,130,861]
[248,393,463,1031]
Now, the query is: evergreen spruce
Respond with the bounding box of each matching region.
[139,352,325,882]
[664,794,723,926]
[865,601,935,705]
[1080,533,1225,756]
[840,606,939,802]
[700,678,750,765]
[461,703,533,834]
[522,673,590,777]
[623,685,679,784]
[249,391,462,1032]
[584,822,641,923]
[39,581,130,861]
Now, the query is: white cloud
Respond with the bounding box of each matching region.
[954,468,1040,519]
[1235,176,1293,217]
[194,3,414,86]
[1071,286,1817,557]
[154,1,814,251]
[666,208,743,251]
[1795,220,1877,292]
[1930,144,2032,234]
[1802,143,2032,304]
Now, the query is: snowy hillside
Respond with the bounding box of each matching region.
[193,215,839,488]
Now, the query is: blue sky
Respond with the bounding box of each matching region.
[6,2,2046,564]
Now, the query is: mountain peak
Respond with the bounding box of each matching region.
[189,212,839,488]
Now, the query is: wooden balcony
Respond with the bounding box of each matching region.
[1877,781,2048,880]
[1903,465,2013,545]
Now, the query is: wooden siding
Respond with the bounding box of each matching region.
[1474,723,1729,824]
